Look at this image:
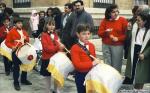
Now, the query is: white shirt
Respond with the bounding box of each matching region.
[63,12,72,28]
[135,28,145,45]
[17,29,25,45]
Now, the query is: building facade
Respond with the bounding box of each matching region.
[0,0,149,34]
[1,0,150,9]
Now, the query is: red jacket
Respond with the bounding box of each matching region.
[41,32,60,60]
[0,25,12,42]
[71,42,96,72]
[5,27,29,49]
[98,17,128,45]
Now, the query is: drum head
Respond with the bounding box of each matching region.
[16,43,37,64]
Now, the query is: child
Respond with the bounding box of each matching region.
[0,16,12,76]
[29,9,39,38]
[70,23,100,93]
[40,18,64,93]
[5,17,31,91]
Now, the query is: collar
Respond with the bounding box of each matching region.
[78,40,87,46]
[17,29,22,32]
[66,12,72,16]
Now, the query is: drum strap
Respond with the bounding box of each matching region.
[77,43,93,61]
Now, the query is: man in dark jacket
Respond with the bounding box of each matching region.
[62,0,94,50]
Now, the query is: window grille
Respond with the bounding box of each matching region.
[93,0,115,8]
[13,0,31,8]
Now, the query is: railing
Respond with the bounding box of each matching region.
[13,0,31,8]
[93,0,115,8]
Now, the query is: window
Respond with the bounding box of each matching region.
[93,0,115,8]
[134,0,148,5]
[13,0,31,8]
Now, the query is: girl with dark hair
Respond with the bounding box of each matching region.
[98,4,128,73]
[45,7,53,25]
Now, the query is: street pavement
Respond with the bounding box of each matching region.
[0,38,150,93]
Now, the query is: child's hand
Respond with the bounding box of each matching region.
[59,43,65,50]
[92,59,101,66]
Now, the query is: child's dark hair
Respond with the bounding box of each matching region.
[2,16,10,22]
[76,23,91,33]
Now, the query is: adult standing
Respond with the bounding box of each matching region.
[61,3,73,30]
[124,10,150,89]
[45,7,53,25]
[61,3,73,50]
[70,0,94,48]
[98,4,128,73]
[52,7,62,37]
[0,2,6,27]
[124,5,149,59]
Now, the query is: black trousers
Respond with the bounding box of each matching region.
[123,44,142,84]
[12,51,27,85]
[75,71,87,93]
[3,56,12,73]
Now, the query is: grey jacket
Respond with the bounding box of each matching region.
[71,10,94,37]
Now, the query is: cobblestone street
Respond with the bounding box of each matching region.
[0,39,150,93]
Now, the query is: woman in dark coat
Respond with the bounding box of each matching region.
[124,10,150,89]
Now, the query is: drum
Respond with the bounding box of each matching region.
[47,52,74,87]
[0,40,12,61]
[16,43,37,72]
[33,38,42,51]
[85,63,123,93]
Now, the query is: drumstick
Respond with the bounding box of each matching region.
[89,54,103,64]
[64,47,70,53]
[56,39,70,53]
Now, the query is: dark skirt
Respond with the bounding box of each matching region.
[123,44,142,84]
[40,59,51,76]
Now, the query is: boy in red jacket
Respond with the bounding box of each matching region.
[5,18,31,91]
[70,24,100,93]
[0,16,12,76]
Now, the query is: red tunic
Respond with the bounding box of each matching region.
[0,25,12,41]
[5,27,29,49]
[71,42,96,72]
[41,32,60,60]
